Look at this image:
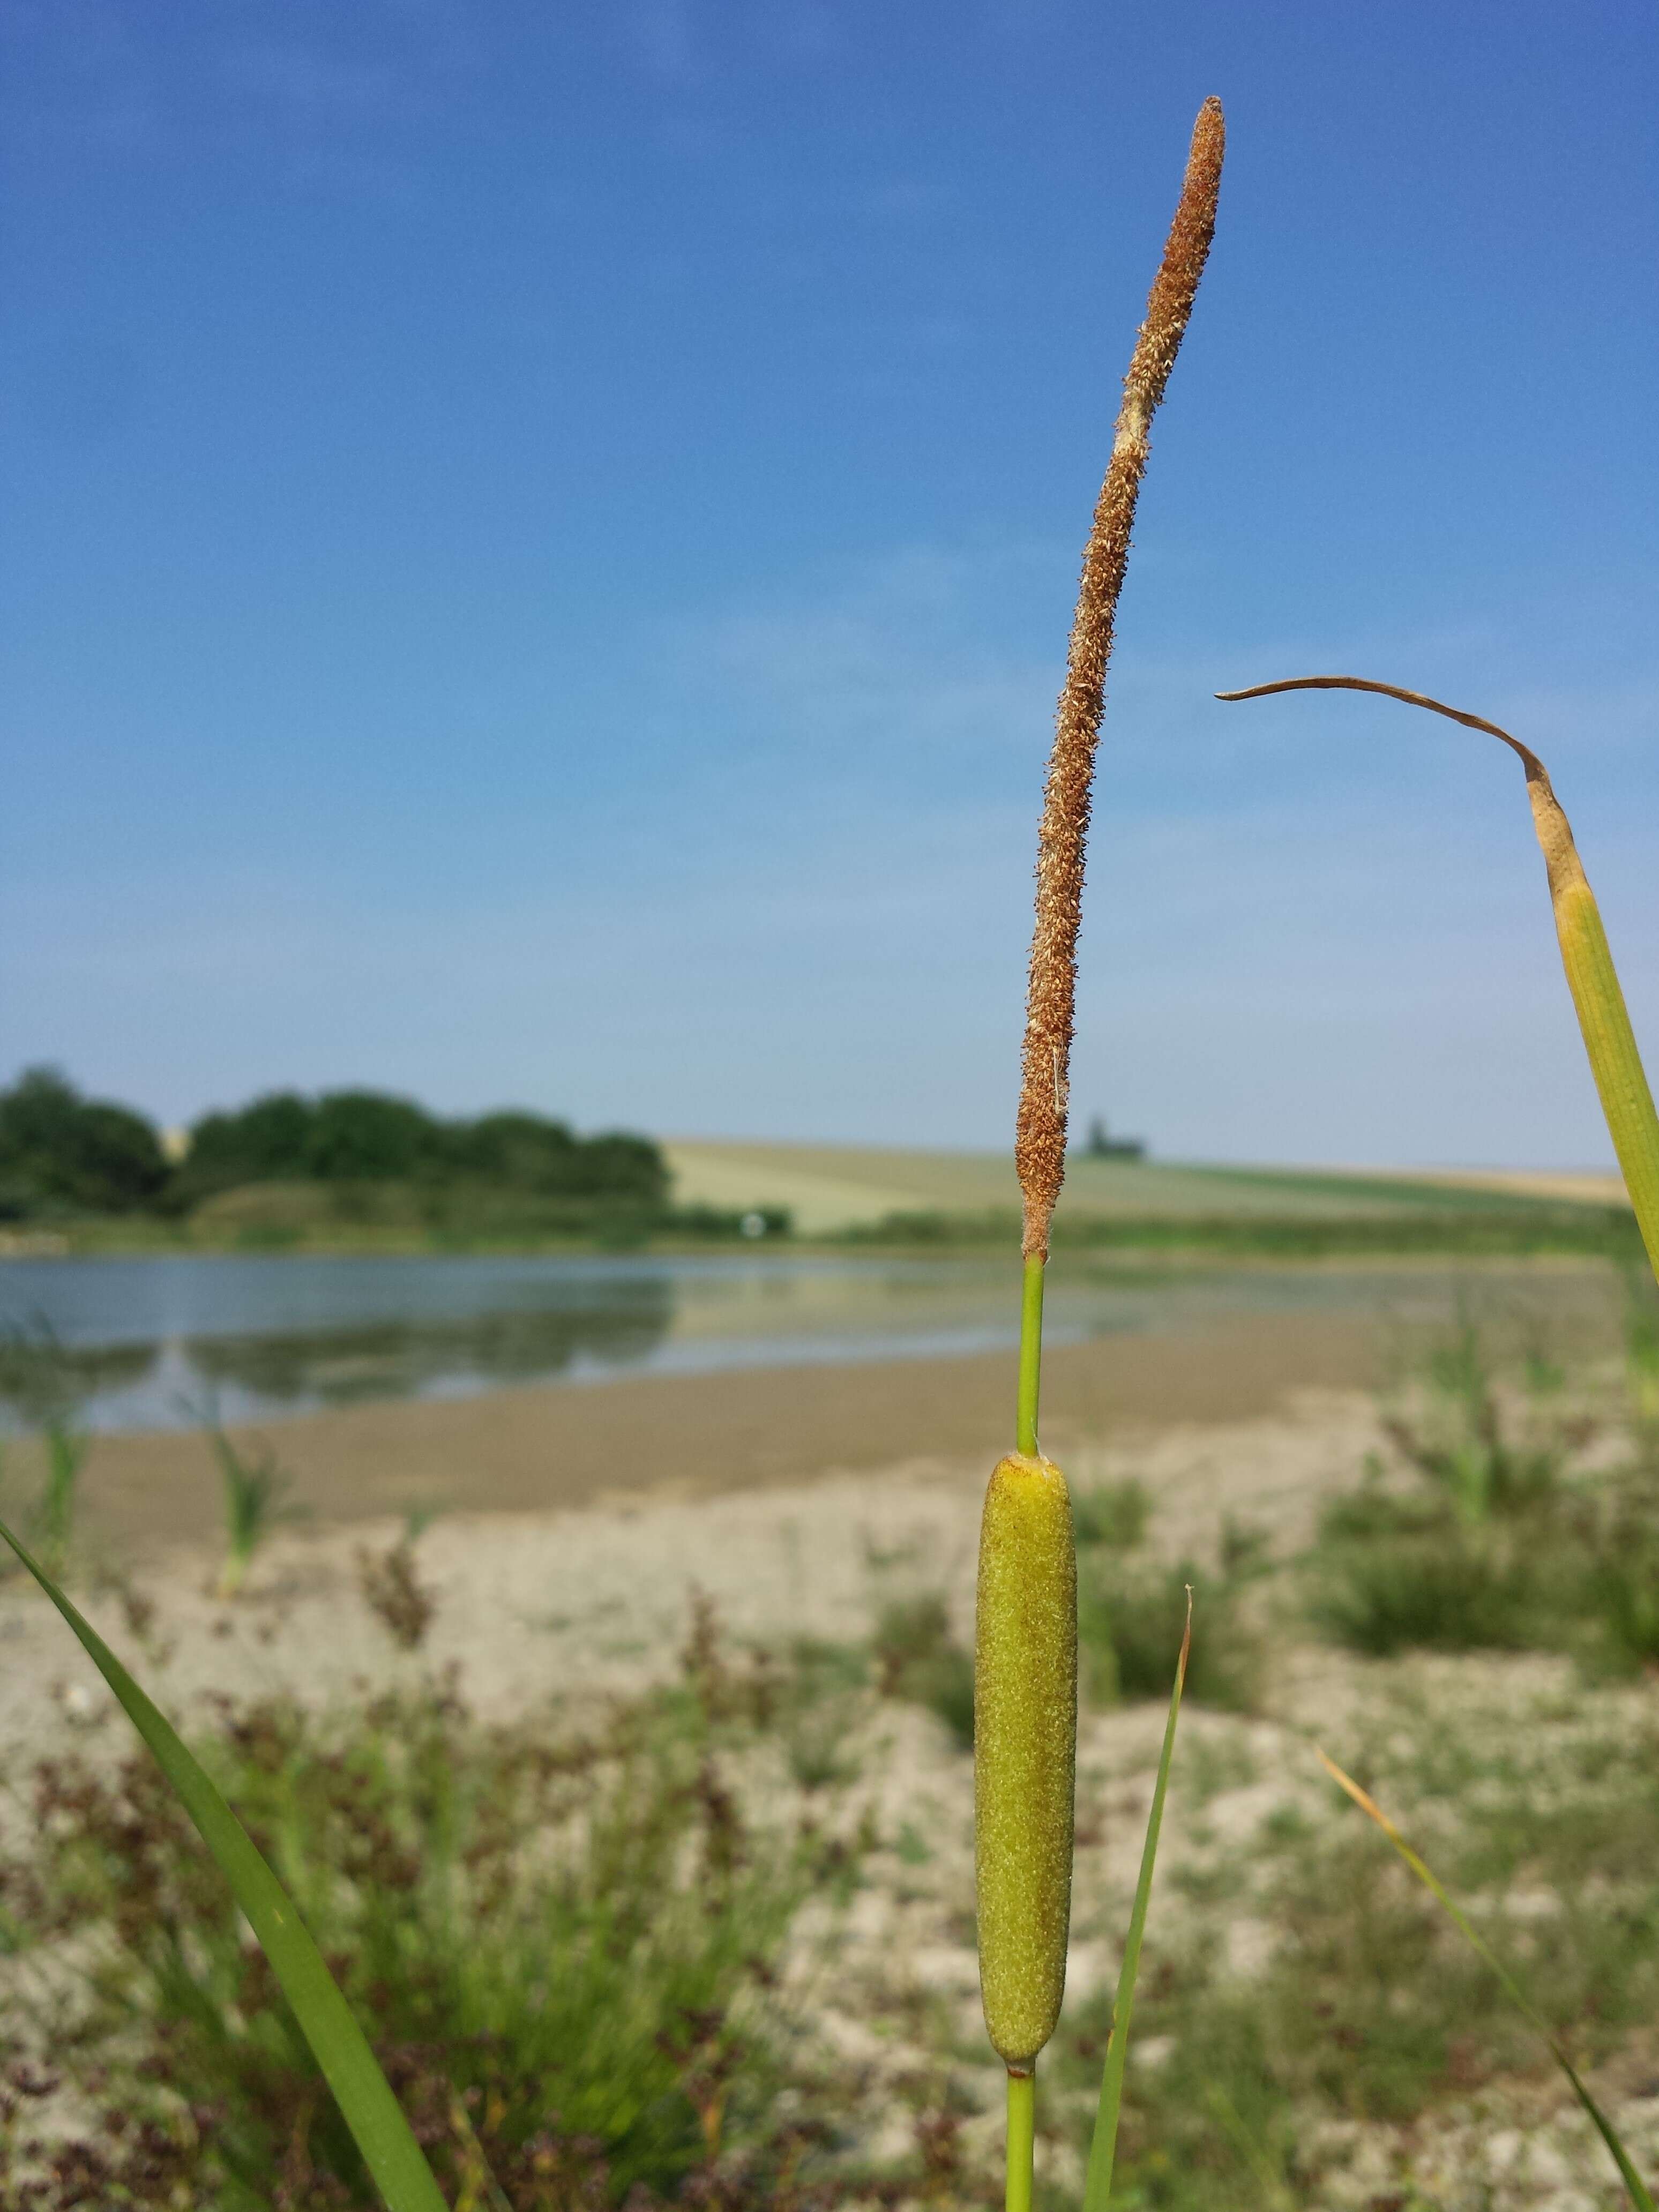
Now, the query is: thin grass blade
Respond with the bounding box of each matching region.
[1320,1749,1656,2212]
[1082,1590,1192,2212]
[0,1512,452,2212]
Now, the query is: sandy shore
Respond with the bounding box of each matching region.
[11,1303,1393,1559]
[0,1365,1385,1782]
[0,1297,1394,1780]
[0,1372,1388,2201]
[6,1294,1655,2208]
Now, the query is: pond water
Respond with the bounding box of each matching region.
[0,1249,1499,1435]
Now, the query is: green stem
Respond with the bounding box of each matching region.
[1017,1256,1046,1456]
[1005,2066,1036,2212]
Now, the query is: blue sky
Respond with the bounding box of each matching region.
[4,0,1655,1167]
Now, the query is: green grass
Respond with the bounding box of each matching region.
[1078,1551,1265,1713]
[1308,1518,1551,1655]
[1046,1306,1659,2203]
[0,1324,90,1581]
[9,1298,1659,2208]
[1625,1264,1659,1451]
[840,1204,1642,1261]
[32,1419,85,1581]
[207,1422,305,1599]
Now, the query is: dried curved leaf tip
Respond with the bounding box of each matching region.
[1015,96,1224,1262]
[1217,675,1659,1283]
[975,1451,1078,2068]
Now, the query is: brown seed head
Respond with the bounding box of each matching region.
[1017,97,1225,1261]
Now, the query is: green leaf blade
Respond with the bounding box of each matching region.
[1082,1589,1191,2212]
[0,1513,451,2212]
[1554,880,1659,1284]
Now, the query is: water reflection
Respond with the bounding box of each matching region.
[184,1284,675,1408]
[0,1329,158,1426]
[0,1248,1559,1439]
[1,1254,1044,1433]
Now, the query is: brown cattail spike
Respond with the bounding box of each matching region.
[1016,96,1224,1262]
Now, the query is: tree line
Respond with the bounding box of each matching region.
[0,1067,667,1220]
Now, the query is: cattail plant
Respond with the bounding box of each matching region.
[976,96,1223,2212]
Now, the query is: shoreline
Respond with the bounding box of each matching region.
[16,1304,1394,1557]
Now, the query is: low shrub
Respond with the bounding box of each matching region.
[1305,1315,1619,1662]
[1071,1475,1149,1550]
[1078,1550,1264,1712]
[1307,1524,1550,1657]
[3,1669,848,2209]
[871,1593,975,1751]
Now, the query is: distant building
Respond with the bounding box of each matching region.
[1081,1115,1145,1162]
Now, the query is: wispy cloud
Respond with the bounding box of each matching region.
[0,1,477,180]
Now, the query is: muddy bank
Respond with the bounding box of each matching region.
[12,1304,1398,1555]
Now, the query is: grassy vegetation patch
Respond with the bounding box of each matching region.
[1072,1474,1267,1714]
[1054,1652,1659,2210]
[841,1206,1644,1262]
[1,1627,876,2207]
[1305,1300,1659,1677]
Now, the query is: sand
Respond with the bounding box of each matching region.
[0,1296,1395,1792]
[0,1361,1385,1784]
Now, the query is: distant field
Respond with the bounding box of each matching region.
[663,1139,1631,1237]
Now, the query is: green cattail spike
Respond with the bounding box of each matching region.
[975,1449,1079,2072]
[1216,674,1659,1284]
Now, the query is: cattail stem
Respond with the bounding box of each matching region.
[1005,2068,1036,2212]
[1017,1256,1046,1456]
